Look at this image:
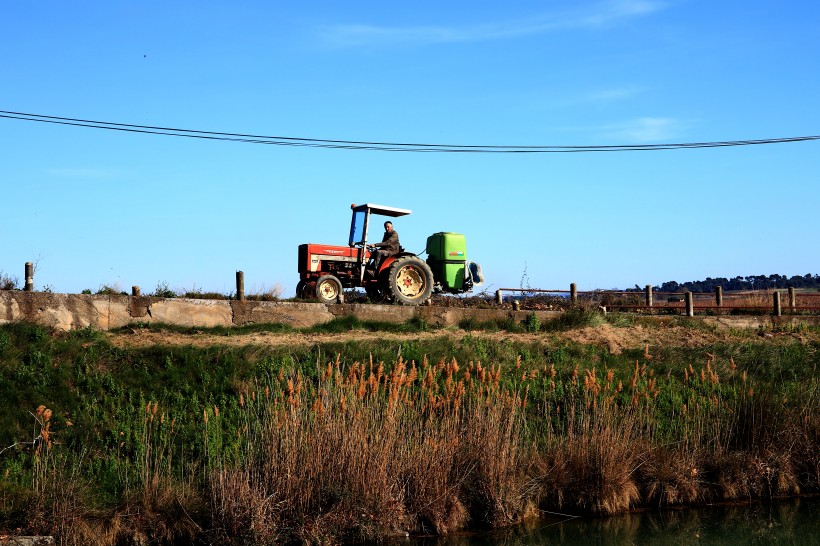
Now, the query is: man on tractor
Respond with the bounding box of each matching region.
[297,202,481,305]
[369,221,400,273]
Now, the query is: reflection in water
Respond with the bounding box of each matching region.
[410,499,819,546]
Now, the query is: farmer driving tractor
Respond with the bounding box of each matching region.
[296,203,482,305]
[369,221,400,273]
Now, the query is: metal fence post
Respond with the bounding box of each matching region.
[236,271,245,302]
[685,291,694,317]
[24,262,34,291]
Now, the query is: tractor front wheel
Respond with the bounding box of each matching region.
[315,275,343,304]
[301,282,316,299]
[386,256,434,305]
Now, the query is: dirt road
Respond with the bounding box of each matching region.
[106,321,816,354]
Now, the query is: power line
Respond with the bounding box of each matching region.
[2,109,819,153]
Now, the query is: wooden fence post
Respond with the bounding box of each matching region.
[570,283,577,306]
[496,290,503,304]
[788,287,796,310]
[685,291,694,317]
[645,285,653,308]
[512,300,520,311]
[132,286,141,297]
[236,271,245,302]
[24,262,34,291]
[715,286,723,307]
[773,291,782,317]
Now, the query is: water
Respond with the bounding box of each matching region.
[409,499,820,546]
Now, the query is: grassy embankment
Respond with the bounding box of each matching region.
[0,312,818,544]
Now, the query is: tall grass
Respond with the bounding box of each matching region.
[202,351,818,543]
[207,356,528,543]
[0,323,817,544]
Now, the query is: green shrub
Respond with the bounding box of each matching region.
[525,312,541,333]
[544,307,605,331]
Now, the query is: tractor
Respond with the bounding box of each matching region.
[296,203,483,305]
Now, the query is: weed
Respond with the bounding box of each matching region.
[771,321,811,334]
[181,285,229,300]
[246,283,283,302]
[96,284,126,296]
[152,281,178,299]
[525,312,541,333]
[0,271,19,291]
[68,325,103,342]
[543,307,605,331]
[605,313,636,327]
[459,317,522,333]
[407,316,430,331]
[305,316,433,334]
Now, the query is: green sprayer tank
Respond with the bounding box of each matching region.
[426,232,468,292]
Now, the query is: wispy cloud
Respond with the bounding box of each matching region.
[598,117,690,143]
[319,0,666,47]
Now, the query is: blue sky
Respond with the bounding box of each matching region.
[2,1,818,296]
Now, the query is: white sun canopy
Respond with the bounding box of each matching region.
[350,203,412,217]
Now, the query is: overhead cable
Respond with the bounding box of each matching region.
[1,109,818,153]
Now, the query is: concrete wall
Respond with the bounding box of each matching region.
[2,290,817,332]
[0,291,560,332]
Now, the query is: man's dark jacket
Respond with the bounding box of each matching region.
[374,231,400,254]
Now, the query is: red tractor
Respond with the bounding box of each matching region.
[296,203,482,305]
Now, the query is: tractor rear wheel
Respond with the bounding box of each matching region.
[295,280,305,299]
[315,275,343,304]
[386,256,434,305]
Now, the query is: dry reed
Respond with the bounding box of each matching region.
[6,349,817,544]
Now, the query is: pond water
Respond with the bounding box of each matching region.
[409,498,820,546]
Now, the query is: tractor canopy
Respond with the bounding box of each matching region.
[348,203,412,247]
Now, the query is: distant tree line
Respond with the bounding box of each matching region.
[630,274,820,293]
